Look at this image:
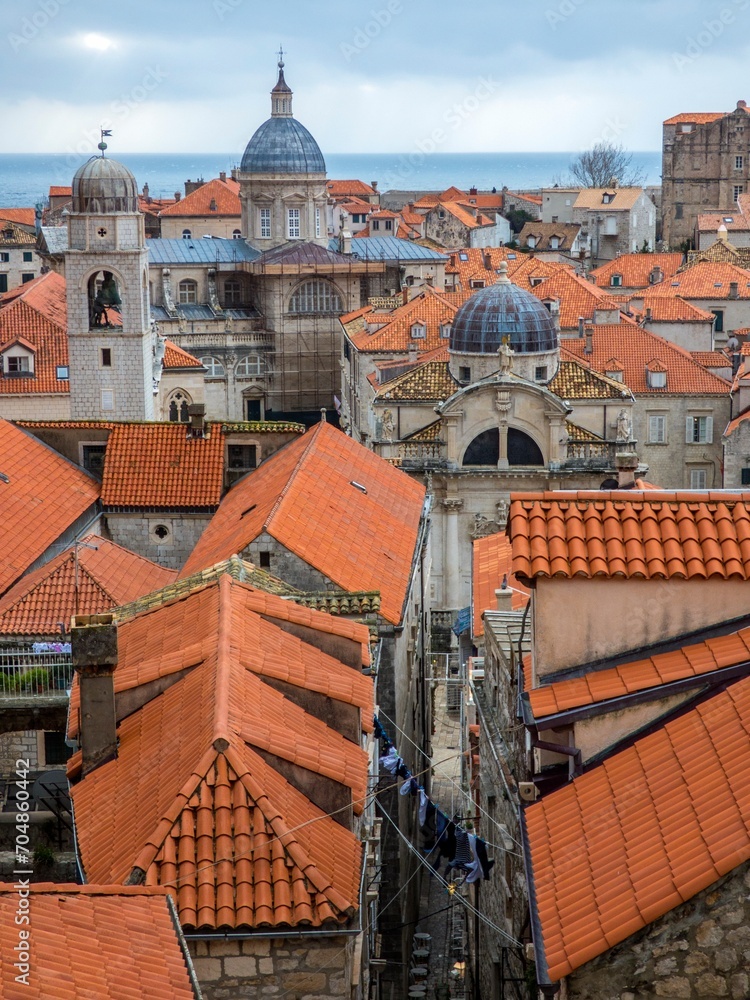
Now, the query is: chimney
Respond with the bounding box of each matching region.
[142,182,149,198]
[470,187,478,196]
[730,281,739,299]
[484,251,492,270]
[584,328,594,354]
[615,452,639,488]
[645,306,652,322]
[219,171,226,182]
[578,316,585,338]
[408,343,419,363]
[188,403,206,438]
[738,100,747,110]
[174,191,181,201]
[495,575,512,611]
[371,181,378,190]
[72,614,118,777]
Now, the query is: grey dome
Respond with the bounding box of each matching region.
[72,155,138,214]
[241,117,326,174]
[450,274,558,354]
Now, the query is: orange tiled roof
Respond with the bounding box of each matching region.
[472,532,529,636]
[663,110,731,125]
[590,253,683,288]
[375,353,457,402]
[70,574,368,931]
[348,286,458,354]
[634,295,714,322]
[691,350,731,367]
[326,179,377,198]
[528,623,750,719]
[430,201,493,230]
[525,270,620,330]
[573,188,645,211]
[159,177,241,217]
[647,260,750,299]
[0,271,69,395]
[525,672,750,981]
[179,422,426,625]
[509,490,750,583]
[0,884,199,999]
[0,534,176,635]
[561,322,731,393]
[0,207,35,227]
[163,340,203,368]
[48,186,72,197]
[0,420,100,596]
[100,423,225,509]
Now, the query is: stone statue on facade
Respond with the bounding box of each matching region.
[615,408,632,443]
[382,409,395,441]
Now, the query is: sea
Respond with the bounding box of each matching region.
[0,151,663,208]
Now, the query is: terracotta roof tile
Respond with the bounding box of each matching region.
[0,534,176,635]
[526,271,620,330]
[101,423,225,509]
[0,884,199,998]
[159,177,241,217]
[648,261,750,300]
[526,672,750,981]
[528,623,750,718]
[634,295,714,322]
[510,491,750,583]
[0,271,70,395]
[472,532,530,636]
[664,111,733,125]
[70,575,368,931]
[0,421,100,596]
[590,254,683,289]
[326,179,377,198]
[561,323,730,394]
[0,207,36,227]
[163,340,203,369]
[376,354,457,402]
[549,359,633,400]
[0,220,35,244]
[179,422,425,624]
[573,188,645,211]
[348,286,458,353]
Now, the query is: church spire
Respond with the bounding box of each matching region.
[271,46,293,118]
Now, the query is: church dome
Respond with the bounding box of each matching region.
[241,117,326,174]
[450,263,558,354]
[71,154,138,214]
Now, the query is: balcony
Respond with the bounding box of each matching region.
[0,649,73,735]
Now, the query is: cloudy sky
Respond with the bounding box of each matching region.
[1,0,750,156]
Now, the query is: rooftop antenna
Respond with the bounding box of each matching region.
[98,127,112,157]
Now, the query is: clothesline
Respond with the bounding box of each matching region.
[374,715,494,884]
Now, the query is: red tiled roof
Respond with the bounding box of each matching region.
[101,423,225,509]
[179,422,425,625]
[0,534,176,635]
[647,261,750,299]
[590,253,683,288]
[348,286,458,354]
[663,111,731,125]
[526,270,620,329]
[48,186,72,197]
[70,574,368,931]
[0,271,69,395]
[528,624,750,719]
[525,672,750,981]
[163,340,203,369]
[472,532,530,636]
[509,490,750,583]
[0,420,100,596]
[0,207,36,227]
[691,350,731,367]
[0,884,199,999]
[159,178,241,217]
[561,322,731,394]
[635,295,714,322]
[326,179,377,198]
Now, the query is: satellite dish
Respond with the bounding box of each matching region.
[31,770,71,815]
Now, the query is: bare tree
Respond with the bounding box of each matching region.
[568,142,645,188]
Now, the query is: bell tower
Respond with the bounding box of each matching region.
[65,137,156,420]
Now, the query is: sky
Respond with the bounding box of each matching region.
[2,0,750,156]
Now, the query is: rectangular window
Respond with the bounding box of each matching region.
[385,219,393,230]
[741,468,750,485]
[6,355,30,374]
[690,468,708,489]
[101,347,112,367]
[734,184,744,202]
[56,365,69,380]
[259,551,271,568]
[259,208,271,239]
[287,208,300,239]
[0,274,6,293]
[21,273,34,283]
[648,414,667,443]
[101,388,114,411]
[737,155,744,170]
[675,203,683,220]
[22,251,33,262]
[82,444,106,476]
[460,366,471,382]
[43,731,72,766]
[712,309,724,332]
[315,206,321,238]
[535,365,548,381]
[686,415,713,444]
[0,253,8,263]
[227,444,257,470]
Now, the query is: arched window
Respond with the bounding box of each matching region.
[289,280,343,314]
[224,279,243,305]
[88,270,122,329]
[178,280,198,304]
[182,229,192,240]
[235,354,264,377]
[232,229,242,239]
[167,390,192,422]
[508,429,543,466]
[463,429,499,466]
[200,356,225,377]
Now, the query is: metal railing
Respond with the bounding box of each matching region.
[0,650,73,698]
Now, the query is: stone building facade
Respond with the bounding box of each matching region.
[662,101,750,248]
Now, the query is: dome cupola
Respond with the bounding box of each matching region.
[71,142,138,214]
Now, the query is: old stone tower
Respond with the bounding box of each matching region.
[65,145,157,420]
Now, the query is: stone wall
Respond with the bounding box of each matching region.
[188,934,355,1000]
[723,418,750,488]
[104,512,212,570]
[0,731,40,773]
[565,861,750,999]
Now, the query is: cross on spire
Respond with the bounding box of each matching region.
[277,45,284,68]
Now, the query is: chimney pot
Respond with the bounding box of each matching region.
[71,614,118,777]
[730,281,739,299]
[187,403,206,438]
[584,329,593,354]
[578,316,585,338]
[615,452,639,488]
[219,171,226,182]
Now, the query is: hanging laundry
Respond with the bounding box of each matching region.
[380,746,401,774]
[474,837,495,880]
[446,828,474,877]
[465,833,482,884]
[418,789,430,828]
[400,777,418,796]
[420,800,437,850]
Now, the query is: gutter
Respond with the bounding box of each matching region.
[518,804,558,997]
[182,928,361,941]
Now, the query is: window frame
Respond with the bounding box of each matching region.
[235,354,264,377]
[686,414,713,444]
[648,413,667,444]
[199,355,226,378]
[287,207,301,239]
[178,279,198,305]
[288,279,343,315]
[259,208,271,239]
